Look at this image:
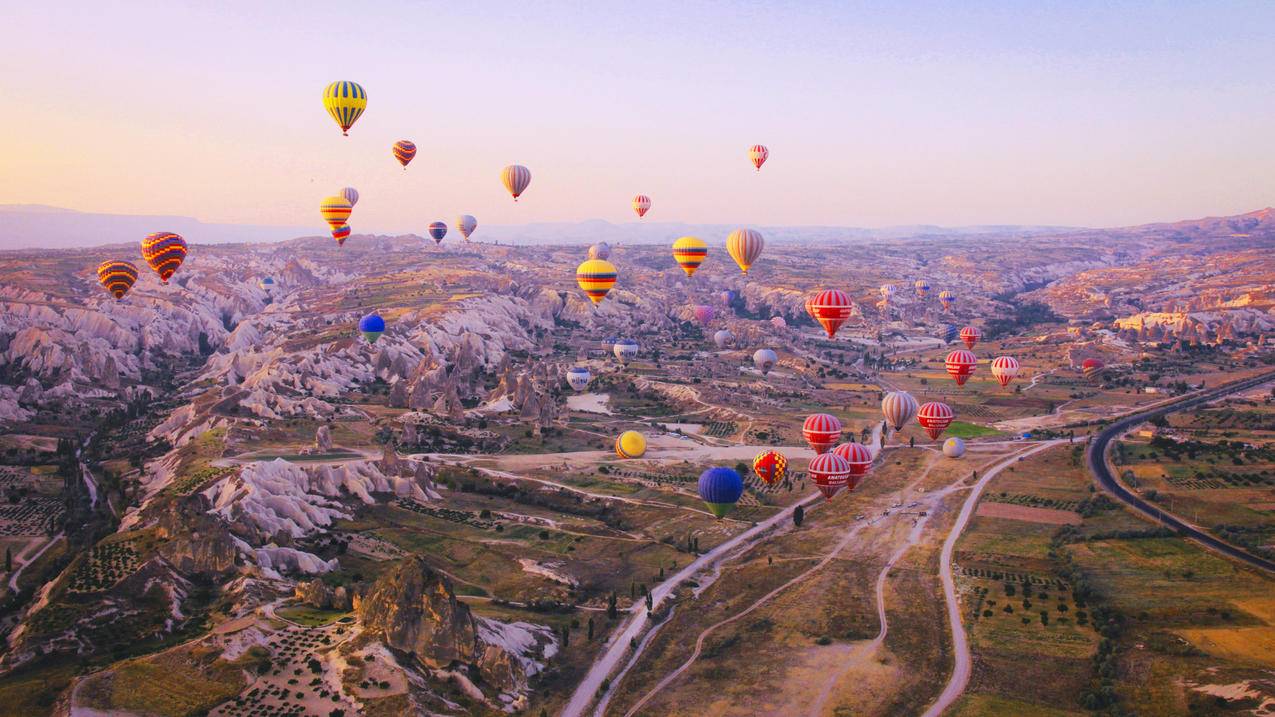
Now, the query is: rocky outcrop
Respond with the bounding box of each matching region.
[355,556,479,668]
[155,494,239,577]
[294,578,352,610]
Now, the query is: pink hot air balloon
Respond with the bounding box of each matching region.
[693,304,715,326]
[749,144,769,171]
[632,194,651,218]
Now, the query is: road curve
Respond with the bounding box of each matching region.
[1086,370,1275,575]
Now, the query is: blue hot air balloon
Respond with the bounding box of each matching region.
[720,290,737,306]
[359,313,385,343]
[698,467,744,519]
[941,324,959,344]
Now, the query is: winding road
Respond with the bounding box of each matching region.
[1086,369,1275,575]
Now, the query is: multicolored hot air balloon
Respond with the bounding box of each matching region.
[880,284,896,303]
[914,279,931,300]
[938,290,956,312]
[943,437,966,458]
[959,326,981,350]
[632,194,651,218]
[97,260,138,300]
[699,467,744,518]
[833,442,873,490]
[946,349,977,386]
[140,232,187,284]
[713,329,734,349]
[576,259,617,304]
[613,339,639,365]
[803,413,843,454]
[917,401,955,440]
[726,228,764,275]
[566,366,591,392]
[807,452,850,500]
[321,196,353,229]
[804,295,818,321]
[990,356,1020,387]
[720,290,737,306]
[588,242,611,260]
[359,313,385,343]
[258,276,275,291]
[753,349,778,375]
[392,140,417,169]
[322,81,367,136]
[331,225,351,246]
[809,289,854,338]
[881,391,918,431]
[501,164,532,201]
[693,305,715,326]
[339,186,360,207]
[427,222,447,244]
[941,324,959,344]
[1082,358,1105,381]
[456,215,478,242]
[752,450,788,485]
[749,144,769,171]
[671,236,707,277]
[770,316,787,330]
[615,431,646,459]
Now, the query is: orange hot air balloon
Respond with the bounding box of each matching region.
[809,289,853,338]
[140,232,187,284]
[945,349,977,386]
[97,260,138,300]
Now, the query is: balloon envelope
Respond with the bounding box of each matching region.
[753,349,778,375]
[698,467,744,518]
[726,228,764,275]
[752,450,788,485]
[881,391,918,431]
[671,236,707,277]
[428,222,447,244]
[942,437,966,458]
[802,413,843,454]
[392,140,417,168]
[749,144,769,171]
[322,81,367,136]
[97,260,139,300]
[456,215,478,241]
[613,339,639,365]
[140,232,187,284]
[713,329,735,349]
[576,259,618,304]
[615,431,646,458]
[359,313,385,343]
[632,194,651,217]
[588,242,611,260]
[566,367,591,392]
[502,164,532,200]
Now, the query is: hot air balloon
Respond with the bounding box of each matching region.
[881,391,918,431]
[332,225,351,246]
[671,236,707,277]
[140,232,187,284]
[1082,358,1105,381]
[613,339,639,365]
[427,222,447,244]
[632,194,651,218]
[456,215,478,242]
[693,305,715,326]
[322,81,367,136]
[359,313,385,343]
[501,164,531,201]
[942,437,966,458]
[807,452,850,500]
[576,259,617,304]
[749,144,769,171]
[588,242,611,260]
[880,284,896,302]
[938,290,956,312]
[959,326,981,350]
[258,276,275,291]
[914,279,931,300]
[566,367,591,392]
[726,228,764,275]
[699,467,745,518]
[945,349,977,386]
[770,316,787,330]
[753,349,778,375]
[97,260,138,300]
[339,187,359,207]
[720,290,737,306]
[917,402,955,440]
[713,329,734,349]
[809,289,854,338]
[392,140,416,169]
[752,450,788,485]
[321,196,353,229]
[990,356,1020,387]
[802,413,842,454]
[833,442,873,489]
[615,431,646,459]
[804,295,818,321]
[941,324,959,344]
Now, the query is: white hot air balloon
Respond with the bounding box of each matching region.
[613,339,639,366]
[566,366,591,392]
[881,391,919,432]
[588,242,611,260]
[753,348,779,375]
[713,329,734,349]
[943,437,966,458]
[456,214,478,242]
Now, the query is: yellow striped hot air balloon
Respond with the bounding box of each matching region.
[322,81,367,136]
[576,259,617,304]
[320,196,353,230]
[97,260,138,300]
[615,431,646,459]
[726,228,764,275]
[671,236,707,277]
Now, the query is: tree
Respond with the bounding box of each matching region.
[4,547,9,572]
[607,592,618,620]
[793,505,805,527]
[587,617,594,641]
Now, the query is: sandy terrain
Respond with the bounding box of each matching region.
[974,502,1082,525]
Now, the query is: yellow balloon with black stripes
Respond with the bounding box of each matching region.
[322,81,367,136]
[671,236,708,277]
[575,259,617,305]
[615,431,646,459]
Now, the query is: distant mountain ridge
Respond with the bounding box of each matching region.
[0,204,314,249]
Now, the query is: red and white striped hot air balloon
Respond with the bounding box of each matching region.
[833,442,873,490]
[945,349,977,386]
[917,402,955,440]
[804,295,818,321]
[990,356,1020,388]
[726,228,764,275]
[808,289,854,338]
[959,326,981,350]
[807,452,850,500]
[632,194,651,218]
[501,164,532,201]
[749,144,769,171]
[1082,358,1105,381]
[881,391,918,431]
[802,413,843,454]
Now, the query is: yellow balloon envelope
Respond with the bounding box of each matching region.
[322,81,367,136]
[671,236,708,277]
[320,196,353,229]
[615,431,646,459]
[576,259,617,304]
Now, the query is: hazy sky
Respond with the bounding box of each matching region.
[2,1,1273,234]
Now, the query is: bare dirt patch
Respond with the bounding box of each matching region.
[974,502,1081,526]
